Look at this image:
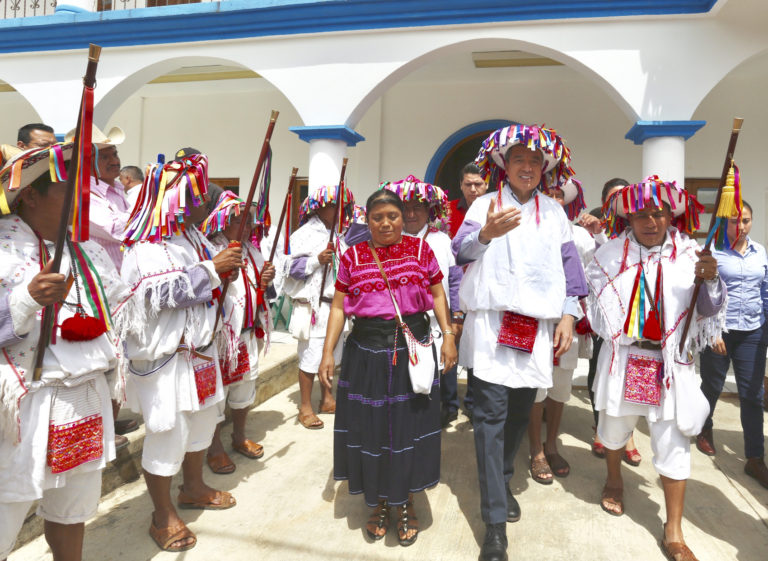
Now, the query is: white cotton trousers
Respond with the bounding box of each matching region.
[0,469,101,559]
[142,406,221,477]
[598,411,690,480]
[535,365,573,404]
[297,336,342,374]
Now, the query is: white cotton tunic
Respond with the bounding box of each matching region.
[458,190,573,389]
[0,217,124,502]
[587,229,725,424]
[121,230,225,435]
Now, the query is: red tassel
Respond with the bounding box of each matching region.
[60,311,107,342]
[255,327,265,339]
[642,309,662,341]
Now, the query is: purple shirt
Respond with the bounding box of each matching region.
[335,237,443,320]
[89,177,130,269]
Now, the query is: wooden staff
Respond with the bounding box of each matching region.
[213,110,279,331]
[32,44,102,382]
[267,167,298,263]
[317,158,348,302]
[678,117,743,355]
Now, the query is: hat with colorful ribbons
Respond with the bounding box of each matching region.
[122,153,209,246]
[545,177,587,221]
[474,124,575,194]
[298,183,355,229]
[200,190,252,236]
[378,175,449,230]
[603,175,704,237]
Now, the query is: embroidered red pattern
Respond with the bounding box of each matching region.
[623,353,663,406]
[47,414,104,474]
[220,341,250,386]
[194,359,218,405]
[497,312,538,353]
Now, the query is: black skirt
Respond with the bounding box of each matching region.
[333,314,441,507]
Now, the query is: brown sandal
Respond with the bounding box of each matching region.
[318,402,336,414]
[298,412,324,429]
[544,444,570,477]
[600,484,624,516]
[206,451,236,474]
[149,517,196,552]
[661,524,698,561]
[530,456,554,485]
[177,486,236,510]
[231,437,264,459]
[396,502,419,547]
[365,501,389,541]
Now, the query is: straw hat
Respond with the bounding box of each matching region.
[64,124,125,146]
[298,184,355,227]
[0,143,74,214]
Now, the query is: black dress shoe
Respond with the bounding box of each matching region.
[479,523,508,561]
[505,487,521,523]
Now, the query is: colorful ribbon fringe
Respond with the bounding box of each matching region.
[474,124,575,194]
[122,154,209,246]
[603,175,704,238]
[298,184,356,228]
[71,86,95,242]
[379,175,449,230]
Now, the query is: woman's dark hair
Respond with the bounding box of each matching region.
[742,200,752,214]
[366,189,404,218]
[601,178,629,203]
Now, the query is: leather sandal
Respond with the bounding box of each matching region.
[231,437,264,459]
[544,444,570,477]
[149,517,196,552]
[365,501,389,541]
[177,486,236,510]
[661,524,699,561]
[600,484,624,516]
[530,456,554,485]
[318,402,336,414]
[396,502,419,547]
[298,412,324,429]
[206,451,236,474]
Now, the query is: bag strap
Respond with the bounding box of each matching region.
[367,241,404,323]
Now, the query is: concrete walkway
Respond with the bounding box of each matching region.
[10,360,768,561]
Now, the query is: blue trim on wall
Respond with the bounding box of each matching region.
[625,120,707,145]
[0,1,719,54]
[425,119,512,184]
[290,125,365,147]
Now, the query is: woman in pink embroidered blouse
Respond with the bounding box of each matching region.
[318,189,456,547]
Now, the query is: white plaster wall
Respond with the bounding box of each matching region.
[0,91,43,145]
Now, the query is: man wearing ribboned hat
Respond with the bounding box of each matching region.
[65,124,138,444]
[452,124,587,561]
[0,143,129,561]
[587,177,725,561]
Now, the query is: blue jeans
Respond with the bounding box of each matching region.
[700,323,767,458]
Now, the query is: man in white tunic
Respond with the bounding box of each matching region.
[201,191,275,473]
[452,125,587,561]
[283,185,354,429]
[587,177,725,561]
[120,154,243,552]
[0,145,127,561]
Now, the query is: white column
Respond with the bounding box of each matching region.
[641,136,685,185]
[308,139,347,189]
